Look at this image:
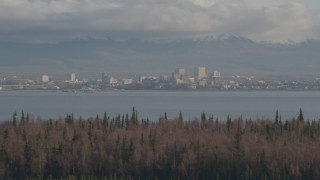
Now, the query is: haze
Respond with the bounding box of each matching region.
[0,0,320,77]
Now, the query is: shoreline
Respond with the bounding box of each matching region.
[1,89,320,93]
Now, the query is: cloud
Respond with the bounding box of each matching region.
[0,0,318,42]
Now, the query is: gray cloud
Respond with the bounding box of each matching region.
[0,0,319,42]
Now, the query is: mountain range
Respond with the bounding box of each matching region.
[1,35,319,77]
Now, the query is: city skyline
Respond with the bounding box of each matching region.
[2,66,320,92]
[1,0,319,73]
[0,1,320,77]
[1,1,320,179]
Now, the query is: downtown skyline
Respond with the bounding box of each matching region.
[0,1,320,80]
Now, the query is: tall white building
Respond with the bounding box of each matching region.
[194,67,206,81]
[101,72,118,87]
[174,68,185,76]
[70,73,76,82]
[42,75,49,83]
[172,68,185,82]
[212,71,221,78]
[210,71,221,86]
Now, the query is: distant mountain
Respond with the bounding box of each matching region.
[0,36,320,77]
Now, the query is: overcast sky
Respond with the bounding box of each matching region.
[0,0,319,43]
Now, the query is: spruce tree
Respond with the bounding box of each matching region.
[179,112,183,121]
[275,110,279,124]
[12,112,17,127]
[298,108,304,122]
[21,111,25,125]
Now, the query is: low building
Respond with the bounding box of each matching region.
[198,78,207,87]
[122,78,133,85]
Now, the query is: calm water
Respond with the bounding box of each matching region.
[0,91,319,121]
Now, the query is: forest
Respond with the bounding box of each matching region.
[0,108,320,179]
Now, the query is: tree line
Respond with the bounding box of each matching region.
[0,108,319,179]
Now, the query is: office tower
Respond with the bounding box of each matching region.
[174,68,185,76]
[210,71,221,86]
[172,68,185,81]
[194,67,206,81]
[70,73,76,82]
[101,72,108,82]
[213,71,221,78]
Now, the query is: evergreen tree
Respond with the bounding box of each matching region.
[103,112,109,129]
[121,114,125,128]
[131,107,138,125]
[227,115,232,131]
[125,113,129,130]
[26,113,29,122]
[298,108,304,121]
[12,112,17,127]
[103,112,107,122]
[201,112,207,122]
[275,110,279,124]
[21,111,25,125]
[179,112,183,121]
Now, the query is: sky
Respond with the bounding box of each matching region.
[0,0,319,43]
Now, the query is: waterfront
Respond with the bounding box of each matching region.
[0,91,320,121]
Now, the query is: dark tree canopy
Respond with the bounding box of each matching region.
[0,110,319,179]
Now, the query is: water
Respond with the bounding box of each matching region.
[0,91,319,121]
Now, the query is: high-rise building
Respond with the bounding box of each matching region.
[194,67,206,81]
[101,72,118,87]
[41,75,49,83]
[70,73,76,82]
[210,71,221,86]
[174,68,185,76]
[172,68,185,81]
[213,71,221,78]
[180,75,190,84]
[101,72,108,82]
[171,72,180,81]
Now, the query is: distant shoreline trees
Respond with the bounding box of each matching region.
[0,108,319,179]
